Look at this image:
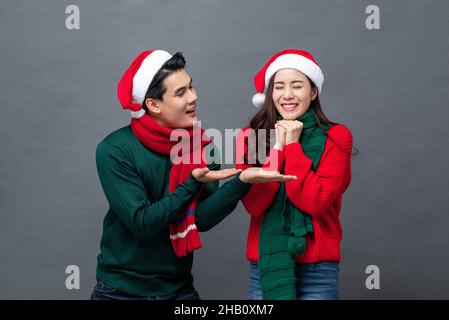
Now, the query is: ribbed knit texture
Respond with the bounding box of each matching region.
[236,121,353,267]
[96,125,251,296]
[258,108,328,300]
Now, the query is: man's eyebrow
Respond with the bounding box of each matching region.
[174,78,193,95]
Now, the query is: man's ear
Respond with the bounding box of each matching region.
[311,88,318,101]
[145,98,161,115]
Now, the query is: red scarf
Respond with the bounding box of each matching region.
[131,115,210,257]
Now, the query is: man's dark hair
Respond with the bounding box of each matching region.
[141,52,186,111]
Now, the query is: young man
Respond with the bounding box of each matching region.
[91,50,295,300]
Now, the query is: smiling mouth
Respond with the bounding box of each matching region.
[281,103,298,111]
[186,106,196,114]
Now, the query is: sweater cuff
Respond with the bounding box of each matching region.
[228,174,252,195]
[183,172,204,194]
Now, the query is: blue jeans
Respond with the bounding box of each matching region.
[248,261,340,300]
[90,278,201,300]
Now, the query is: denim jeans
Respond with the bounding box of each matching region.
[248,261,340,300]
[90,277,201,300]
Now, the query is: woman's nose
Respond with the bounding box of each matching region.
[283,88,294,99]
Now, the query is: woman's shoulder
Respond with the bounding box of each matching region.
[326,124,353,153]
[328,123,352,140]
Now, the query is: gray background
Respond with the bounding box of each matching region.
[1,0,448,299]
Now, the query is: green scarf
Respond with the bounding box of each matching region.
[258,107,329,300]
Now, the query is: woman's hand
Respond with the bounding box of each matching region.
[239,167,297,184]
[273,123,287,151]
[277,120,303,145]
[192,167,242,183]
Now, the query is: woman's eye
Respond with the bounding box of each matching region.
[293,87,302,89]
[274,87,283,90]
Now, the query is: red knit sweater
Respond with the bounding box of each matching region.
[236,124,353,264]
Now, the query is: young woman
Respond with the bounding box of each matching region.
[236,49,353,300]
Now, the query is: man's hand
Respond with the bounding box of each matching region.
[192,167,242,183]
[239,167,297,184]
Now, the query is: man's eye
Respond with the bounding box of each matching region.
[293,87,302,89]
[177,91,185,96]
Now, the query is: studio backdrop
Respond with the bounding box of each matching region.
[0,0,448,299]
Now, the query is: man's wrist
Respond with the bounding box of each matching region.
[238,171,248,183]
[189,170,204,184]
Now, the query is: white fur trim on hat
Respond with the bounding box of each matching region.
[265,54,324,94]
[130,109,146,119]
[132,50,173,105]
[252,93,266,108]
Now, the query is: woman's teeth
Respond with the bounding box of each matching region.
[281,103,298,111]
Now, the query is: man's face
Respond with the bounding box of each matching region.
[151,69,198,129]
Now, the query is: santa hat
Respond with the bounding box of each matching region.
[252,49,324,108]
[117,50,173,118]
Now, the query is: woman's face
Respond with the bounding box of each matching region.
[272,68,317,120]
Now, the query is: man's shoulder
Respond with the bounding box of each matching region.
[96,125,137,158]
[100,125,134,145]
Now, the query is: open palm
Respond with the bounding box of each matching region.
[239,167,297,184]
[192,168,241,183]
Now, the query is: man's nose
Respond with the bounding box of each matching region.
[187,89,197,104]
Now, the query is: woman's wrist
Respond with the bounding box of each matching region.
[285,141,300,147]
[273,143,284,151]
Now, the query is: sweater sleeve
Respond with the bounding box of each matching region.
[193,140,252,231]
[96,141,202,240]
[198,144,221,201]
[283,125,353,217]
[195,174,252,232]
[235,128,284,218]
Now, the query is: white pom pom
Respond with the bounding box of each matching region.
[130,109,146,119]
[252,93,266,108]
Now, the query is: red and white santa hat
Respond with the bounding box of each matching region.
[252,49,324,108]
[117,50,173,118]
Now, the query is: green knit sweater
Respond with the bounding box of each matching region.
[95,125,251,297]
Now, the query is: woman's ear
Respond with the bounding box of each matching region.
[145,98,161,115]
[311,87,318,101]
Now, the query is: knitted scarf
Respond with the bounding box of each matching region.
[131,114,211,257]
[259,107,329,299]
